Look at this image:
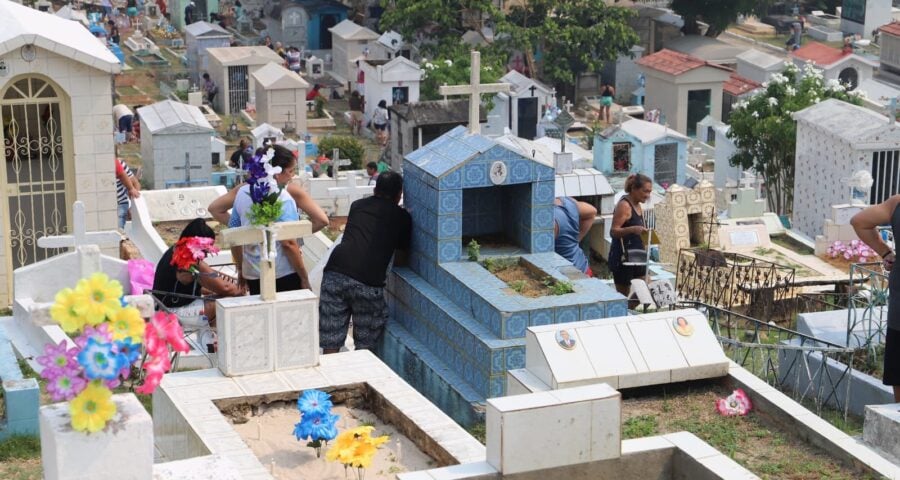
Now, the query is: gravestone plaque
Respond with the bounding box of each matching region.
[718,224,770,250]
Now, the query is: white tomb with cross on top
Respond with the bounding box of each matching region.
[215,219,320,376]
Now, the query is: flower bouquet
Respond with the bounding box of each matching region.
[294,389,340,457]
[171,236,220,274]
[826,239,876,263]
[39,273,189,433]
[326,425,390,480]
[715,388,752,417]
[244,147,284,227]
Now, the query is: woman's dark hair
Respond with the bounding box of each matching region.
[366,161,377,170]
[256,144,296,170]
[374,170,403,199]
[180,218,215,239]
[377,100,387,108]
[624,173,652,193]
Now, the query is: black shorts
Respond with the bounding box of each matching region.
[373,122,387,131]
[611,265,646,288]
[884,327,900,386]
[246,273,302,296]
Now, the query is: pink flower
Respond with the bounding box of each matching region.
[43,366,87,402]
[135,354,172,395]
[850,239,860,248]
[145,312,190,355]
[843,251,853,260]
[715,389,752,416]
[186,237,219,259]
[37,340,78,372]
[74,324,113,349]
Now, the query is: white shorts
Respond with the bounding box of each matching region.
[169,299,208,328]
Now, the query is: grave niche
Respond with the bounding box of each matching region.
[461,184,533,253]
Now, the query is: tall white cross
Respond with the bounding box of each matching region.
[38,201,122,250]
[438,50,510,134]
[328,174,374,203]
[220,220,312,301]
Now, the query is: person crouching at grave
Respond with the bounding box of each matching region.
[230,145,317,294]
[113,103,133,141]
[152,218,244,351]
[851,194,899,401]
[320,171,411,354]
[115,158,140,230]
[608,173,652,305]
[554,197,597,276]
[228,138,253,169]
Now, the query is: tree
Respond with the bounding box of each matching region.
[418,40,505,101]
[670,0,761,37]
[726,63,865,216]
[379,0,501,43]
[501,0,638,96]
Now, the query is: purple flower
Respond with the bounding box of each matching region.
[37,340,78,371]
[43,366,87,402]
[75,323,113,349]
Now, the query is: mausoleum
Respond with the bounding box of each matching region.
[484,70,555,140]
[594,118,689,188]
[251,62,309,133]
[205,46,284,114]
[388,99,483,170]
[138,100,215,189]
[184,21,232,86]
[328,19,378,83]
[359,56,422,120]
[0,2,122,304]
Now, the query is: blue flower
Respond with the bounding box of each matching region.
[114,338,142,373]
[77,338,122,380]
[294,411,339,442]
[297,389,333,415]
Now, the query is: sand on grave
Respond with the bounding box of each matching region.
[232,404,435,479]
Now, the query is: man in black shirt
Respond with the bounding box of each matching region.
[320,171,411,353]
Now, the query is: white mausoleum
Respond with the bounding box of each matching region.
[0,2,121,304]
[252,62,309,134]
[138,100,214,189]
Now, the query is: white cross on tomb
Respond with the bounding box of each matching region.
[37,201,122,251]
[220,220,312,301]
[439,50,510,134]
[328,174,374,204]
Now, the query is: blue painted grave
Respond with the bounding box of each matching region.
[0,325,39,440]
[381,126,627,426]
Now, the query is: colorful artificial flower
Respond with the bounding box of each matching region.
[715,388,752,417]
[37,340,78,371]
[113,338,142,378]
[135,353,171,395]
[73,273,123,325]
[69,382,117,433]
[171,236,220,273]
[50,288,88,333]
[43,367,87,402]
[244,148,285,226]
[145,311,190,356]
[77,338,122,381]
[297,389,334,415]
[74,323,114,349]
[109,306,145,343]
[326,425,389,469]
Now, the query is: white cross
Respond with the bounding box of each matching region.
[220,220,312,301]
[332,148,351,169]
[328,174,374,203]
[438,50,510,134]
[37,201,122,250]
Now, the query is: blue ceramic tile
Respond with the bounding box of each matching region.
[532,207,554,230]
[529,308,553,326]
[459,132,496,152]
[463,163,488,188]
[484,145,508,161]
[607,301,628,317]
[509,160,533,184]
[532,181,555,205]
[505,346,525,370]
[439,169,462,190]
[581,303,606,320]
[438,214,462,239]
[438,190,463,215]
[504,312,528,339]
[555,305,579,324]
[438,240,462,263]
[491,350,505,374]
[535,163,555,181]
[532,230,554,253]
[490,376,505,398]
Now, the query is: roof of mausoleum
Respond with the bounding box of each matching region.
[792,98,900,147]
[0,1,120,73]
[723,73,761,96]
[636,49,732,76]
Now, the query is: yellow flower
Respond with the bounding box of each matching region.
[326,430,357,463]
[73,273,123,325]
[50,288,88,333]
[349,441,377,468]
[325,426,390,469]
[109,306,145,342]
[69,382,116,433]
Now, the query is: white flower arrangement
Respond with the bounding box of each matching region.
[444,59,453,67]
[784,85,796,96]
[767,97,778,107]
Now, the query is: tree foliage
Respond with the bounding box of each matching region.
[418,40,504,101]
[501,0,638,90]
[379,0,500,43]
[726,63,865,216]
[670,0,762,37]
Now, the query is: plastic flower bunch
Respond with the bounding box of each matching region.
[243,147,285,226]
[38,273,187,433]
[170,236,220,273]
[715,388,752,417]
[326,425,389,479]
[827,239,875,263]
[294,389,340,457]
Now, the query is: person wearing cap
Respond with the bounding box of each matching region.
[184,1,196,25]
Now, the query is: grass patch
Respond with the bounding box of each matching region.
[0,436,42,480]
[771,234,814,256]
[482,257,575,297]
[467,422,486,445]
[622,414,657,439]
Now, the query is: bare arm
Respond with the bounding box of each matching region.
[280,239,309,289]
[610,200,646,239]
[577,201,598,241]
[851,194,899,269]
[196,262,243,297]
[208,184,242,225]
[287,182,329,233]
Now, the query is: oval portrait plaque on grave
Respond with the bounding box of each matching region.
[673,316,694,337]
[555,329,577,350]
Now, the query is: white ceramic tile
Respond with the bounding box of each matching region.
[502,400,593,474]
[534,330,596,386]
[697,454,760,479]
[668,312,728,367]
[485,402,502,472]
[428,461,498,480]
[669,362,729,383]
[506,371,531,396]
[578,324,638,379]
[524,332,553,387]
[487,391,557,412]
[277,368,330,391]
[627,319,688,372]
[396,472,436,480]
[621,436,675,455]
[590,395,622,461]
[233,372,292,396]
[664,432,720,460]
[548,383,618,404]
[615,323,649,373]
